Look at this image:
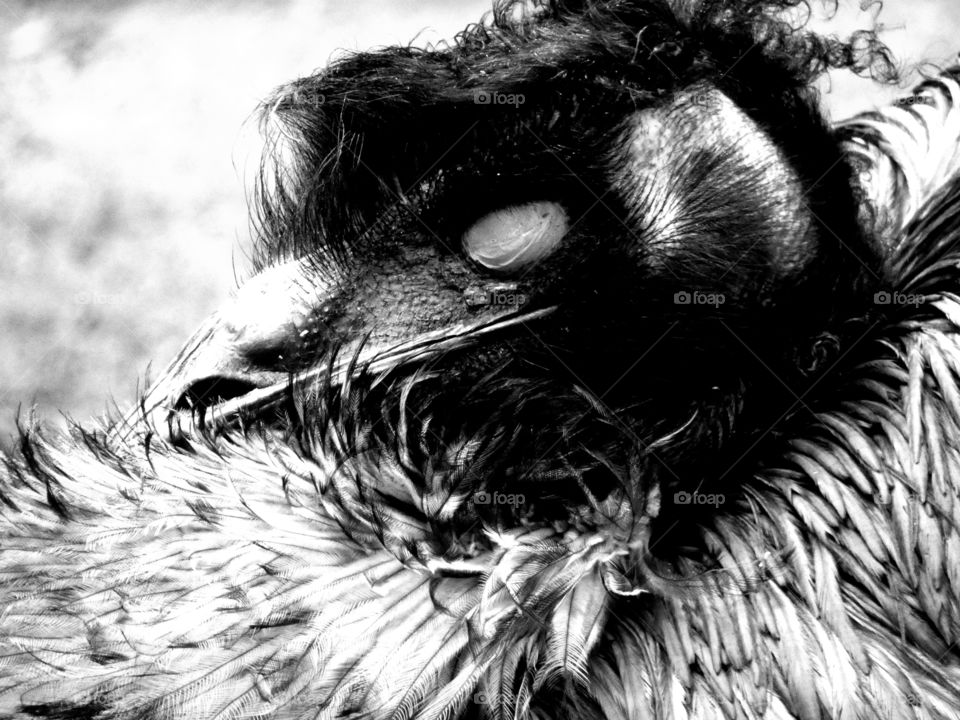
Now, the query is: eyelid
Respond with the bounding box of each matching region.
[462,201,568,272]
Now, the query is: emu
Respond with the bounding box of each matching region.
[4,0,960,718]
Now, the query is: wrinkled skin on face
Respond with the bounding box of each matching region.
[7,1,960,719]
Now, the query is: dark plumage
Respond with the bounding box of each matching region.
[4,1,960,718]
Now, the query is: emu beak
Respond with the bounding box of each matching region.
[124,259,555,442]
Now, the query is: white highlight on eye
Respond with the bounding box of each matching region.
[463,201,568,272]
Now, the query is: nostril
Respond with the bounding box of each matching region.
[173,377,261,412]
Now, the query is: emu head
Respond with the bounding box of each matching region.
[143,0,886,504]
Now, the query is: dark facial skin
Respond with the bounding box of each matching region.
[140,79,878,461]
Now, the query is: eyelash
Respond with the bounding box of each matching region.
[430,175,570,239]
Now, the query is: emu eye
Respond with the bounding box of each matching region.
[463,201,568,272]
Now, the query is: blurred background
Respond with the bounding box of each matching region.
[1,0,958,447]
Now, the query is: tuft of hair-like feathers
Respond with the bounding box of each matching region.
[251,0,896,271]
